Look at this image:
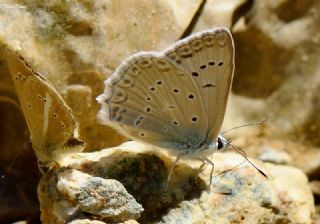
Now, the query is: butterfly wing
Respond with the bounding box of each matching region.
[164,28,234,143]
[98,53,209,152]
[4,47,85,165]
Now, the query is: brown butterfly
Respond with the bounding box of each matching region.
[4,46,85,168]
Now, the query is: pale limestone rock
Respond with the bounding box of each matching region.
[47,141,314,224]
[226,0,320,150]
[258,145,292,165]
[39,168,143,223]
[193,0,246,31]
[68,220,106,224]
[0,0,319,222]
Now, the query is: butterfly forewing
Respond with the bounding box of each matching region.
[164,28,234,142]
[99,53,209,150]
[4,47,84,165]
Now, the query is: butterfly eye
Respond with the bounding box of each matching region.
[217,138,224,150]
[217,137,229,150]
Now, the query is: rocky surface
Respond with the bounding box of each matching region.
[39,168,143,223]
[1,0,320,223]
[38,142,314,223]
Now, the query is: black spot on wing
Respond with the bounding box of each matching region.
[202,83,216,88]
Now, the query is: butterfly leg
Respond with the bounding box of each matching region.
[162,153,182,196]
[197,157,215,187]
[198,158,206,172]
[204,157,215,186]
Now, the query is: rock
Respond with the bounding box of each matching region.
[38,168,143,223]
[38,141,314,223]
[309,180,320,197]
[68,219,139,224]
[229,0,320,147]
[258,145,292,165]
[194,0,246,31]
[1,0,319,222]
[68,220,106,224]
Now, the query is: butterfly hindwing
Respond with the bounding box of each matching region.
[98,53,209,151]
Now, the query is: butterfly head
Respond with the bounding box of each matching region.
[215,135,230,152]
[196,135,230,156]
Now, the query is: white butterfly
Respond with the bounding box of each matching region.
[4,46,85,168]
[98,27,233,154]
[97,27,235,188]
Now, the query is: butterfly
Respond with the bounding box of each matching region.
[95,27,262,193]
[4,46,85,168]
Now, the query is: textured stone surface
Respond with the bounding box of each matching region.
[54,141,314,224]
[1,0,319,223]
[194,0,246,31]
[39,168,143,223]
[227,1,320,158]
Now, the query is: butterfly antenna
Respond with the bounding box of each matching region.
[221,118,269,135]
[227,143,268,179]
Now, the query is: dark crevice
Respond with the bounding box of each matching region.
[231,0,254,28]
[180,0,207,38]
